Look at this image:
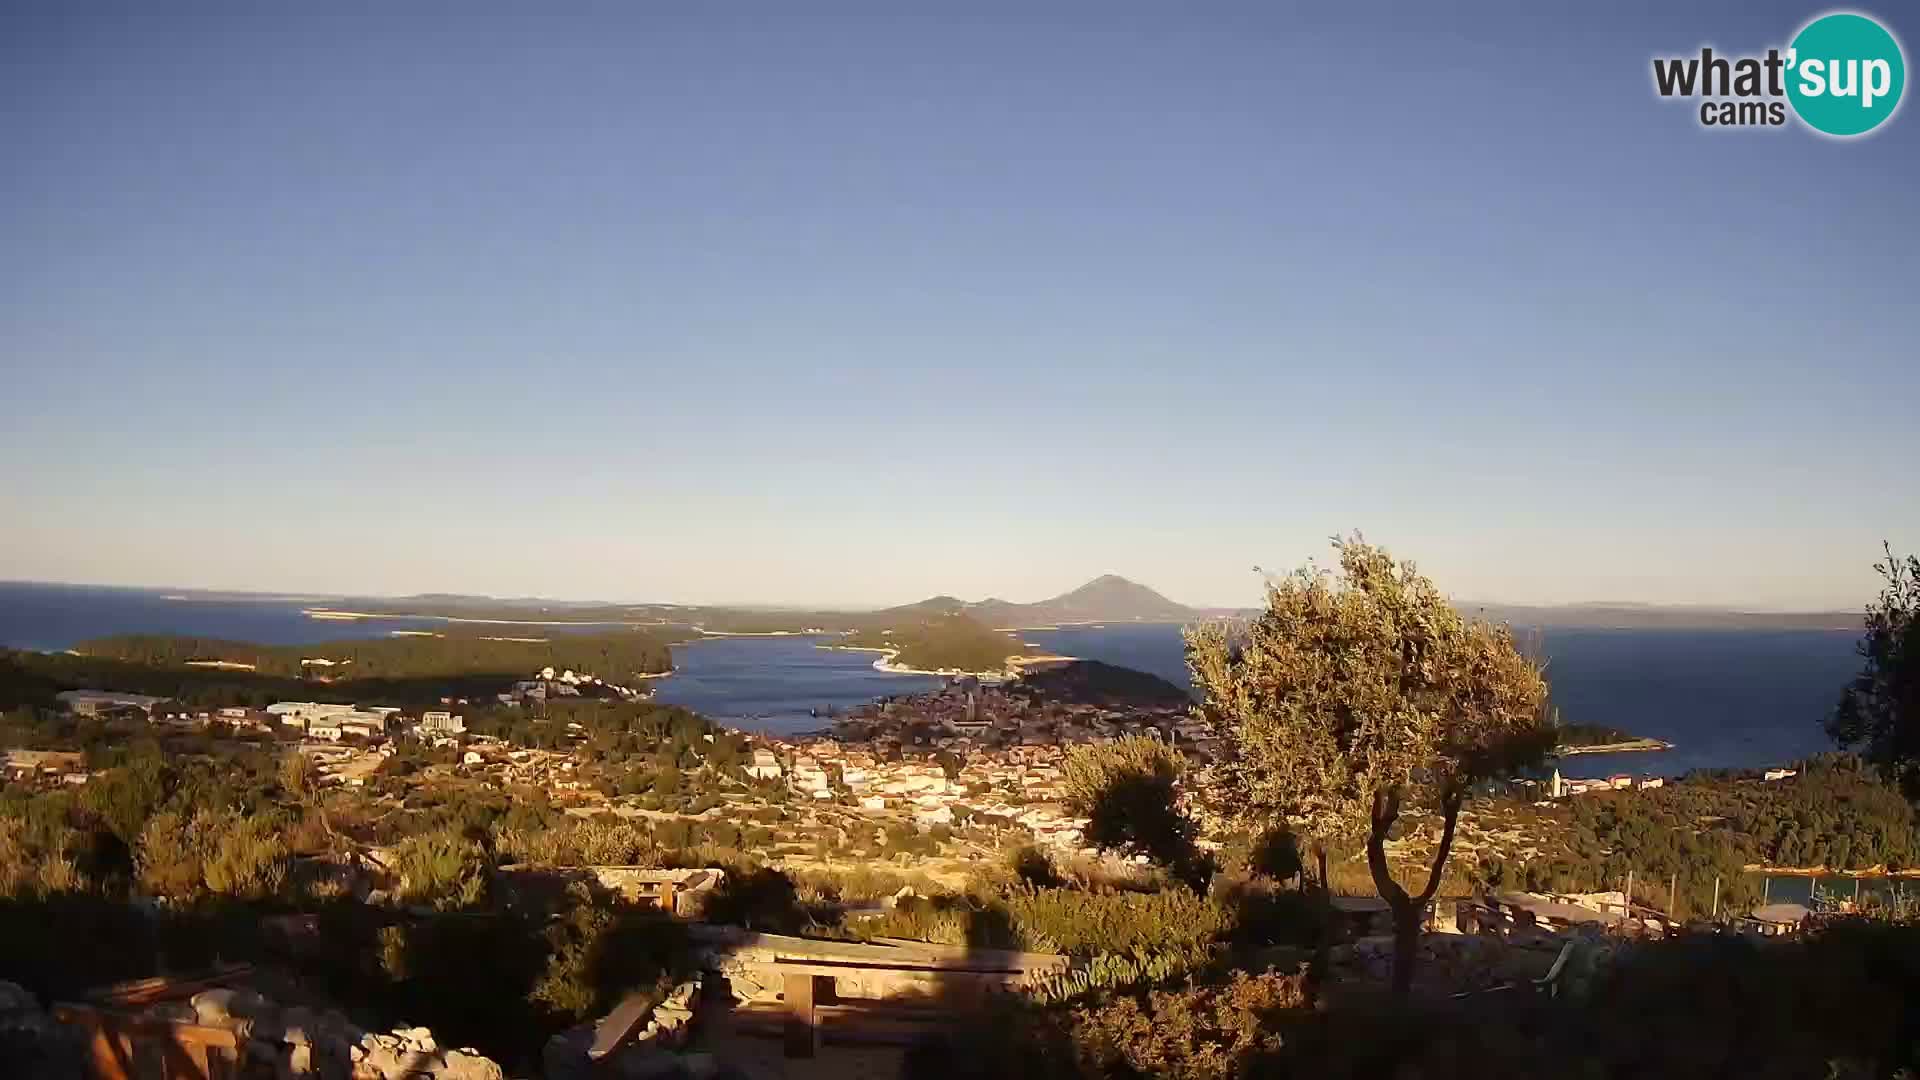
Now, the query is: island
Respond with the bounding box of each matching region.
[1555,722,1673,755]
[833,613,1028,675]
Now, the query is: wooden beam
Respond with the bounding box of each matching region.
[782,973,832,1058]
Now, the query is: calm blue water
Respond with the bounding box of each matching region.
[1016,623,1860,778]
[648,636,942,730]
[0,582,447,650]
[0,583,1864,770]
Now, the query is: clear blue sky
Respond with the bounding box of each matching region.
[3,3,1914,610]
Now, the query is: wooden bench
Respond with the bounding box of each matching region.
[52,965,259,1080]
[693,929,1070,1058]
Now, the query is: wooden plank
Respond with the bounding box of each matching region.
[782,972,830,1059]
[55,1005,245,1080]
[755,961,1036,1000]
[588,992,657,1061]
[859,939,1073,973]
[767,959,1036,978]
[698,927,1063,971]
[733,1001,975,1047]
[82,966,256,1008]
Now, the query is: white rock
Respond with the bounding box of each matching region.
[440,1048,505,1080]
[191,987,269,1023]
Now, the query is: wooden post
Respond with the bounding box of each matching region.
[783,972,831,1058]
[1626,870,1633,911]
[1670,873,1678,920]
[1712,876,1720,919]
[659,880,676,917]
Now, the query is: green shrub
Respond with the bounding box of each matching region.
[135,808,288,901]
[1007,886,1228,956]
[530,892,690,1021]
[391,826,490,910]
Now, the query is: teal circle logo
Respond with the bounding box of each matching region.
[1787,12,1906,136]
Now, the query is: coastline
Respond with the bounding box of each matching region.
[1558,737,1674,755]
[816,643,1077,680]
[1744,864,1920,879]
[302,608,659,628]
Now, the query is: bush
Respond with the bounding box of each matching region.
[496,818,656,867]
[1007,886,1228,956]
[135,808,288,902]
[390,826,490,910]
[904,970,1306,1080]
[530,892,690,1021]
[0,815,86,900]
[1065,970,1304,1079]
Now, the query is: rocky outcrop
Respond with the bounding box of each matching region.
[107,988,507,1080]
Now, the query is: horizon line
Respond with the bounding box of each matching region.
[0,576,1866,618]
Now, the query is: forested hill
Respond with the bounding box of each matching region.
[67,629,681,682]
[841,614,1025,674]
[1010,659,1193,706]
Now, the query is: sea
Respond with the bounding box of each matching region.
[0,582,1863,778]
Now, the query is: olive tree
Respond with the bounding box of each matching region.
[1062,735,1209,889]
[1186,537,1548,996]
[1827,544,1920,798]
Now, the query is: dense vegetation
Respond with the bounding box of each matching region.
[908,920,1920,1079]
[1063,736,1209,890]
[1828,544,1920,798]
[1473,753,1920,917]
[1012,659,1192,706]
[842,612,1025,673]
[71,629,680,682]
[1188,537,1550,995]
[0,625,682,712]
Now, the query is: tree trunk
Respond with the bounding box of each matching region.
[1307,842,1332,999]
[1390,905,1421,997]
[1365,788,1465,1000]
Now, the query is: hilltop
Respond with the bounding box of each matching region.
[1010,658,1193,706]
[886,574,1202,627]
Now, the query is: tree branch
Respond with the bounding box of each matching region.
[1366,787,1411,909]
[1415,790,1464,905]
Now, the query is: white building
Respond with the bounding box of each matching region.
[56,690,165,717]
[352,710,390,731]
[267,702,358,725]
[418,711,467,735]
[744,749,783,781]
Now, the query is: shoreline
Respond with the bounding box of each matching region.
[1745,864,1920,880]
[1558,738,1673,755]
[302,608,658,628]
[817,644,1079,679]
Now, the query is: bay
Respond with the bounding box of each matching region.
[0,583,1866,773]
